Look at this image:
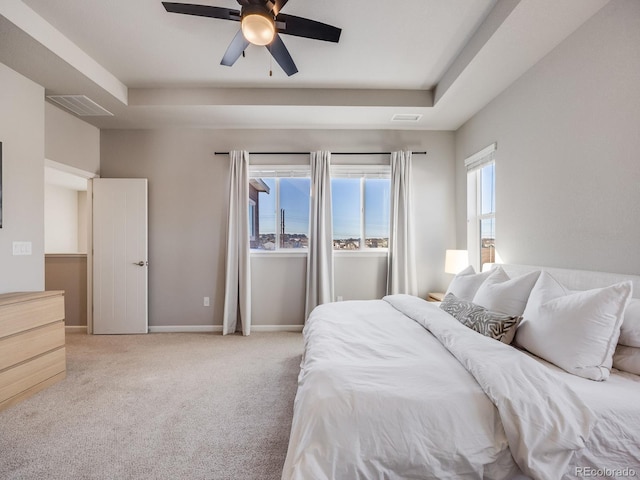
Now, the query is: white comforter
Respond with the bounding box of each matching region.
[282,296,596,480]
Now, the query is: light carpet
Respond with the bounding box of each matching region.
[0,331,303,480]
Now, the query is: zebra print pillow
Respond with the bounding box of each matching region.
[440,293,522,345]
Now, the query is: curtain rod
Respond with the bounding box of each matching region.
[214,151,427,156]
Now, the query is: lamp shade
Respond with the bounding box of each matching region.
[445,250,469,274]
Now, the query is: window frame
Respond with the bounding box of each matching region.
[248,198,257,242]
[248,165,310,254]
[331,165,391,252]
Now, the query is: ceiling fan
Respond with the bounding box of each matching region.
[162,1,342,76]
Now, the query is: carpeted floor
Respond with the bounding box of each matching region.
[0,331,304,480]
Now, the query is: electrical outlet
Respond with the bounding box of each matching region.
[203,297,210,307]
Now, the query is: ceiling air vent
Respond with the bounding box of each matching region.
[46,95,114,116]
[391,113,423,122]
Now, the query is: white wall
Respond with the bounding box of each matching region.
[0,63,45,293]
[77,190,87,253]
[100,128,456,327]
[455,0,640,275]
[44,183,79,253]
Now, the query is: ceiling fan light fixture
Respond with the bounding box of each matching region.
[241,9,276,46]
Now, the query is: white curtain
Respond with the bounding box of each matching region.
[222,150,251,335]
[387,150,418,295]
[305,151,334,319]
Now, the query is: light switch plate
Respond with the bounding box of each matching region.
[12,241,32,256]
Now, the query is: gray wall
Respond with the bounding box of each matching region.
[0,63,45,293]
[100,129,456,327]
[45,102,100,175]
[455,0,640,275]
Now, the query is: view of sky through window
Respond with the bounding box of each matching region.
[331,178,360,240]
[364,179,390,240]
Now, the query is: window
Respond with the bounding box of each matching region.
[248,164,390,252]
[249,167,310,250]
[466,144,496,271]
[331,166,390,250]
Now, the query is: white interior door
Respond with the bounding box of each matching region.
[92,178,148,334]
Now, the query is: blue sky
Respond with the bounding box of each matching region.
[257,177,390,238]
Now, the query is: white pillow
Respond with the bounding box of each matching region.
[472,266,541,316]
[516,271,632,381]
[445,265,493,302]
[619,298,640,348]
[612,345,640,375]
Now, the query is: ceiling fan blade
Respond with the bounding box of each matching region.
[221,30,251,66]
[276,14,341,43]
[162,2,240,21]
[272,0,289,15]
[268,34,298,76]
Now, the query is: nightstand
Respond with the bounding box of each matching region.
[427,292,445,302]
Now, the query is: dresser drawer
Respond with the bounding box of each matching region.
[0,293,65,339]
[0,347,66,405]
[0,321,65,372]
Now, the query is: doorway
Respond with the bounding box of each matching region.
[44,159,97,332]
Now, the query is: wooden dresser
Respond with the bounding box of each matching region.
[0,291,66,411]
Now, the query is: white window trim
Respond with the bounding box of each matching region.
[249,164,310,178]
[248,199,257,242]
[251,250,308,258]
[464,143,496,172]
[331,164,391,178]
[333,250,388,258]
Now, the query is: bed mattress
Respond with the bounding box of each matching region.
[282,296,640,480]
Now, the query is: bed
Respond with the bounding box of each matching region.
[282,264,640,480]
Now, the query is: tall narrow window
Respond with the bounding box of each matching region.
[466,144,496,271]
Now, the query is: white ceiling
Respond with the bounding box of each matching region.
[0,0,610,130]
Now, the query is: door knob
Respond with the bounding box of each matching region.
[133,261,147,266]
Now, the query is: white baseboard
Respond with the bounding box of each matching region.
[148,325,303,333]
[65,325,88,333]
[251,325,304,332]
[149,325,222,333]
